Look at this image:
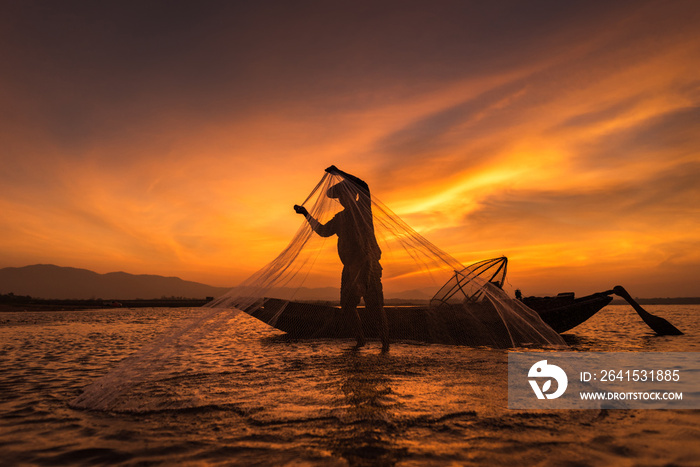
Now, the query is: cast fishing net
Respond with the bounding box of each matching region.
[206,171,563,346]
[71,170,564,412]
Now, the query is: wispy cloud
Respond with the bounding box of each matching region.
[1,1,699,294]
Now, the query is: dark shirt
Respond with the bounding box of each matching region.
[308,193,381,267]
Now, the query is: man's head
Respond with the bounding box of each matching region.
[327,180,358,208]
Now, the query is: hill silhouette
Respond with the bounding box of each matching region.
[0,264,436,302]
[4,264,694,305]
[0,265,230,300]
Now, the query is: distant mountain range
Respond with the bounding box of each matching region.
[2,264,694,304]
[0,265,231,300]
[0,264,434,301]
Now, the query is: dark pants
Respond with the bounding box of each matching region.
[340,260,388,346]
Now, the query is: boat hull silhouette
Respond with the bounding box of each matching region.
[523,292,613,333]
[247,298,514,346]
[244,292,612,344]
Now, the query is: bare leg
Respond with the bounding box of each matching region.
[365,262,389,352]
[380,309,389,352]
[343,302,365,348]
[341,266,365,347]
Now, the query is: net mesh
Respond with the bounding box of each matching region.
[71,169,564,412]
[206,171,563,347]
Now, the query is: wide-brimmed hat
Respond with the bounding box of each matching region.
[326,180,356,199]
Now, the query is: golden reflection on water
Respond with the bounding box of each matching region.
[1,306,699,465]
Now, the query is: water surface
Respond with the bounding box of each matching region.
[1,305,698,465]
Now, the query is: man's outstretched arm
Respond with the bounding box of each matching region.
[293,205,336,237]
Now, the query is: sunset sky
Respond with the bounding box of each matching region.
[2,1,699,297]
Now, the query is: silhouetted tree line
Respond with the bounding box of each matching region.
[1,292,32,304]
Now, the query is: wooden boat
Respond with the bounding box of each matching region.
[241,257,614,343]
[245,291,612,343]
[239,253,681,340]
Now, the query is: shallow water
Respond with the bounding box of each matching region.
[1,305,699,465]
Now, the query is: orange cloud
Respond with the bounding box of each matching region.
[1,1,699,296]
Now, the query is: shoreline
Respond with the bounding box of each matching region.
[2,297,700,312]
[0,298,211,312]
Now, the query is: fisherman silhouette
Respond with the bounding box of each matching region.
[294,166,389,352]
